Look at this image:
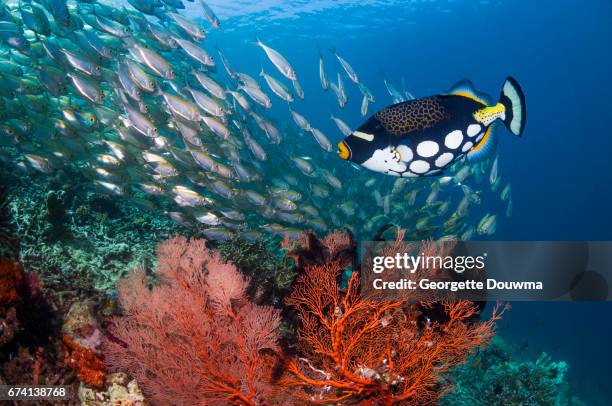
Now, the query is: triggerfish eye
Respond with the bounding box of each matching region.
[337,140,350,160]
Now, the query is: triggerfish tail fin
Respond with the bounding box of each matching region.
[498,76,526,137]
[468,121,499,162]
[446,79,494,106]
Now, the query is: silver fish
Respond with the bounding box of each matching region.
[330,115,352,137]
[244,190,266,206]
[289,109,311,132]
[309,127,332,152]
[292,79,304,99]
[167,12,206,41]
[477,214,497,235]
[490,156,499,185]
[67,73,104,104]
[24,154,53,173]
[193,71,226,100]
[186,86,226,117]
[240,85,272,108]
[161,91,200,122]
[201,227,234,241]
[130,44,174,79]
[360,94,368,116]
[198,0,221,29]
[330,83,345,109]
[319,51,328,90]
[62,49,101,77]
[201,116,230,139]
[255,38,296,80]
[358,83,375,102]
[124,104,157,137]
[124,58,155,92]
[332,49,359,84]
[95,180,124,195]
[174,37,214,66]
[260,68,293,102]
[195,211,221,225]
[384,79,405,103]
[227,90,251,112]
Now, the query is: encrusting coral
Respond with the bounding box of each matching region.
[78,372,148,405]
[62,301,106,388]
[0,261,24,349]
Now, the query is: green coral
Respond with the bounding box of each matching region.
[0,182,18,261]
[442,336,584,406]
[6,168,184,293]
[218,237,295,307]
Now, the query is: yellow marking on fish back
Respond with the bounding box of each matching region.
[473,102,506,125]
[454,91,488,106]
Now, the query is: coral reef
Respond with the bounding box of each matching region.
[62,301,105,388]
[103,232,507,405]
[281,260,507,404]
[0,260,25,350]
[0,182,19,261]
[103,236,284,405]
[218,236,295,306]
[78,372,148,405]
[45,189,69,239]
[442,337,584,406]
[5,167,184,293]
[280,229,355,271]
[64,335,105,388]
[0,259,78,394]
[0,260,23,309]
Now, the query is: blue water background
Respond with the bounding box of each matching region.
[196,0,612,401]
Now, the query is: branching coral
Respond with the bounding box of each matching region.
[0,182,19,261]
[102,230,507,405]
[218,237,295,306]
[103,236,284,405]
[282,260,507,405]
[279,229,506,405]
[8,173,182,293]
[442,337,582,406]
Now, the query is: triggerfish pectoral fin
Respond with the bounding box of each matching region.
[468,121,499,162]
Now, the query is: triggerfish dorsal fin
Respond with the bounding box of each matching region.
[468,121,499,162]
[446,79,494,106]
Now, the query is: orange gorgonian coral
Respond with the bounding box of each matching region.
[103,236,284,405]
[281,251,507,405]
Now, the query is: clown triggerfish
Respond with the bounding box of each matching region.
[337,77,526,177]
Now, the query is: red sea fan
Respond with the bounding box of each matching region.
[281,256,508,405]
[103,236,283,405]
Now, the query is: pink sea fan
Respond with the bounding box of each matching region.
[103,236,283,405]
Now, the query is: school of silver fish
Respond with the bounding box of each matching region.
[0,0,513,242]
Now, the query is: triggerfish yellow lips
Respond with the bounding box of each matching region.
[337,140,350,160]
